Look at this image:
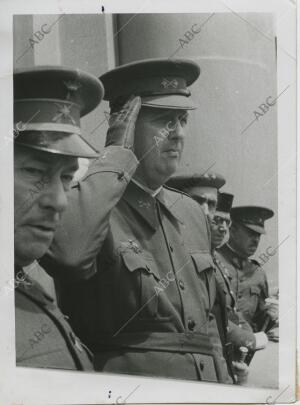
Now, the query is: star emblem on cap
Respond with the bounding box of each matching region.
[63,80,82,100]
[203,172,216,179]
[52,103,76,125]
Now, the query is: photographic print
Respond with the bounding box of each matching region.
[0,1,296,404]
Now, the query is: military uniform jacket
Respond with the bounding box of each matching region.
[215,244,269,333]
[42,148,231,383]
[15,270,93,371]
[213,253,256,354]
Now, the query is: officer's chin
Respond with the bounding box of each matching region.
[247,246,258,256]
[15,240,52,267]
[212,235,225,248]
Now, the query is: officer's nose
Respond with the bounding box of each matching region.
[218,222,227,232]
[168,119,186,141]
[39,176,68,214]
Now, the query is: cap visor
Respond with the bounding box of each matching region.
[243,223,266,235]
[141,94,197,110]
[15,133,99,159]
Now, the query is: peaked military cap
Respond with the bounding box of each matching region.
[230,206,274,234]
[216,192,234,213]
[167,171,225,192]
[100,58,200,111]
[14,66,104,158]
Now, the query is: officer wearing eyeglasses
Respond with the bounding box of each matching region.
[167,172,253,383]
[215,206,278,350]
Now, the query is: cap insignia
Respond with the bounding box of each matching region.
[63,80,82,100]
[161,78,179,89]
[52,103,76,125]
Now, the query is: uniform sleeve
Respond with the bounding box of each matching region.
[40,146,139,281]
[227,320,256,351]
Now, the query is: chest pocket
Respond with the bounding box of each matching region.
[121,250,162,320]
[190,252,216,309]
[239,285,261,317]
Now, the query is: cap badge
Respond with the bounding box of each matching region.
[203,172,216,179]
[52,103,76,125]
[161,78,178,89]
[63,80,82,100]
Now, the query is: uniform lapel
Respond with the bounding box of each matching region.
[122,181,159,229]
[155,187,185,225]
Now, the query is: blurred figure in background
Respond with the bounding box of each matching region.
[216,206,279,355]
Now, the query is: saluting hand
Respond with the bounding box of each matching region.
[105,96,141,150]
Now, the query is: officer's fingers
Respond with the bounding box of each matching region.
[232,361,249,374]
[110,96,141,127]
[267,307,278,321]
[124,96,142,122]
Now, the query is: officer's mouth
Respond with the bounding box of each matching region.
[25,223,57,239]
[162,148,181,157]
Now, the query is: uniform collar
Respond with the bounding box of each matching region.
[123,181,184,230]
[131,178,162,197]
[219,243,247,269]
[15,267,54,305]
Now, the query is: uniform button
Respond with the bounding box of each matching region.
[179,280,185,290]
[117,171,125,180]
[230,290,234,295]
[169,245,174,252]
[187,319,196,331]
[199,360,205,371]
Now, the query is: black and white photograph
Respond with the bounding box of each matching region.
[0,0,297,404]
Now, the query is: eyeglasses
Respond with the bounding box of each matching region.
[193,195,217,209]
[211,215,232,227]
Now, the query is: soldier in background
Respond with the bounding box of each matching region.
[167,173,254,382]
[167,171,225,220]
[216,206,278,345]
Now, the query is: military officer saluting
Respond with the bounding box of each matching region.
[42,58,232,383]
[215,206,278,343]
[14,66,140,370]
